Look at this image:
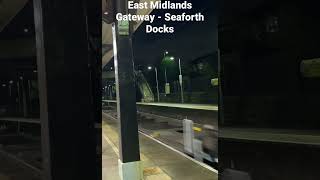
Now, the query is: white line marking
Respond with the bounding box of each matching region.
[0,149,42,174]
[102,100,218,111]
[103,112,218,174]
[103,132,119,157]
[139,131,219,174]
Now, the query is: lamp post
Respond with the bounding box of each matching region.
[147,66,160,102]
[163,51,169,86]
[144,66,160,102]
[178,58,184,103]
[163,53,184,103]
[155,67,160,102]
[163,53,173,96]
[164,56,175,84]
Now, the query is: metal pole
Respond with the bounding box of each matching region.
[165,67,168,84]
[16,82,21,113]
[33,0,99,179]
[17,121,20,135]
[9,83,12,97]
[155,67,160,102]
[21,76,28,117]
[178,58,182,75]
[109,85,112,100]
[112,0,141,176]
[28,80,32,113]
[107,86,110,100]
[217,49,224,125]
[178,58,184,103]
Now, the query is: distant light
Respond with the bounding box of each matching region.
[19,76,23,80]
[104,12,108,15]
[110,67,113,70]
[170,57,175,60]
[9,80,13,84]
[24,28,29,33]
[165,51,169,55]
[147,66,152,70]
[2,84,6,87]
[33,70,37,73]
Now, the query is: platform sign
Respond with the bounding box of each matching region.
[211,78,219,86]
[301,58,320,78]
[165,83,170,94]
[117,20,129,36]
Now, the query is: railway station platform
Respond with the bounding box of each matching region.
[0,147,41,180]
[102,114,218,180]
[103,100,218,129]
[220,127,320,146]
[102,100,218,111]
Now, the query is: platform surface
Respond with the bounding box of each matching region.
[220,127,320,146]
[103,100,218,111]
[102,114,218,180]
[0,151,41,180]
[0,117,40,124]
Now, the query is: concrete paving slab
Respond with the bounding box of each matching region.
[102,115,218,180]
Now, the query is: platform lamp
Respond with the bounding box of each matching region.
[162,53,184,103]
[162,51,173,96]
[147,66,160,102]
[178,58,184,103]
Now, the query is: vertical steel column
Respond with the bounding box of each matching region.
[20,76,28,117]
[33,0,98,179]
[178,58,184,103]
[113,0,140,164]
[218,49,224,125]
[7,80,16,116]
[155,67,160,102]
